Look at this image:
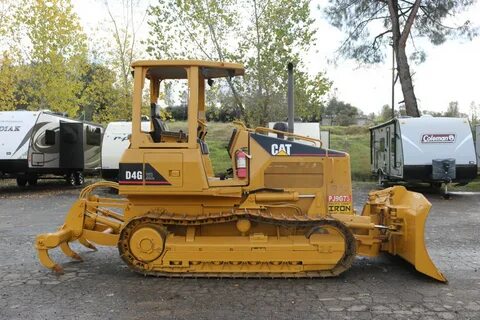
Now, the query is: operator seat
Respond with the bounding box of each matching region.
[150,103,167,142]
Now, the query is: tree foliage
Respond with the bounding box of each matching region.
[146,0,331,126]
[2,0,88,116]
[0,0,129,124]
[325,0,478,117]
[78,63,124,123]
[325,97,359,126]
[103,0,147,120]
[0,53,17,111]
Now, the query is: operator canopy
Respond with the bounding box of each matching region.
[131,60,245,80]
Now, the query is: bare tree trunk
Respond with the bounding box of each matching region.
[396,45,419,117]
[387,0,421,117]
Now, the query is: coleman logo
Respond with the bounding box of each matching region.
[421,134,455,143]
[271,143,292,156]
[0,126,20,132]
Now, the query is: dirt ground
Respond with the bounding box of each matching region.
[0,180,479,320]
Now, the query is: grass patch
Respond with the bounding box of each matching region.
[167,121,374,179]
[168,121,233,175]
[328,126,372,181]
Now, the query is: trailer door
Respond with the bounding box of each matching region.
[386,126,391,175]
[60,122,84,170]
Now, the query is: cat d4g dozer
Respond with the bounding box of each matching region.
[35,60,446,282]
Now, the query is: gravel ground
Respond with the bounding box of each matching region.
[0,180,479,320]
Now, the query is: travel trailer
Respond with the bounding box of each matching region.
[370,116,477,186]
[476,124,480,171]
[0,110,103,187]
[101,121,151,180]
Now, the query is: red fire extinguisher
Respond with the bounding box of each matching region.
[235,149,250,179]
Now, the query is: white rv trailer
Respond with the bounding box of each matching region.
[370,116,477,185]
[476,124,480,171]
[101,121,150,180]
[267,122,330,149]
[0,110,103,187]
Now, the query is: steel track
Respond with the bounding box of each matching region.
[117,210,357,278]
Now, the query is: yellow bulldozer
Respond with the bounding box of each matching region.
[35,60,446,282]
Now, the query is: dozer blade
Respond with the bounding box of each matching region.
[364,186,447,282]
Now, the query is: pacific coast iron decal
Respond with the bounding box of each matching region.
[421,133,456,143]
[252,133,345,157]
[119,163,171,185]
[328,195,352,213]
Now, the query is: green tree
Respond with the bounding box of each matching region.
[0,54,17,111]
[377,104,393,123]
[239,0,329,126]
[15,0,88,116]
[146,0,243,114]
[325,97,359,126]
[146,0,331,126]
[444,101,460,117]
[325,0,477,118]
[78,63,123,123]
[295,72,331,122]
[376,104,401,123]
[469,101,478,127]
[103,0,148,120]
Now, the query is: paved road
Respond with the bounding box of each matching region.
[0,181,479,320]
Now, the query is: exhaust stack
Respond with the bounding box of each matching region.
[287,63,294,134]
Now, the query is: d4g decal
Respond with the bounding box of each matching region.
[119,163,171,185]
[119,163,143,185]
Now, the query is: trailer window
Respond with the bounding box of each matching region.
[379,138,385,151]
[86,126,102,146]
[45,130,56,145]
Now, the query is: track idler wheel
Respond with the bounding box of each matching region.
[306,219,357,277]
[118,218,167,272]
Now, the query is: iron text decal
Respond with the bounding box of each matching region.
[421,134,456,143]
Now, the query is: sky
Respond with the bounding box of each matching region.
[73,0,480,116]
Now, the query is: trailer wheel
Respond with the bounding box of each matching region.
[16,176,27,187]
[28,176,38,186]
[430,182,442,189]
[74,172,84,186]
[66,173,76,186]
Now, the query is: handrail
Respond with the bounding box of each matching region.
[253,127,323,147]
